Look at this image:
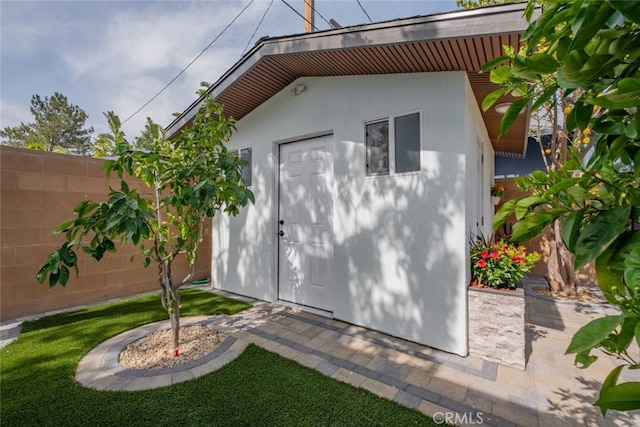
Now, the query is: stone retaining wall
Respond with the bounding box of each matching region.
[468,286,525,370]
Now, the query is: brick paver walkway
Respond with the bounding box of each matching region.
[5,282,640,426]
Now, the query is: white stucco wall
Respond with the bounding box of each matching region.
[213,72,491,356]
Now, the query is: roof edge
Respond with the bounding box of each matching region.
[165,2,531,138]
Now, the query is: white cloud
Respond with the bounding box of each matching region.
[56,1,266,135]
[61,2,251,80]
[0,98,32,129]
[2,0,459,139]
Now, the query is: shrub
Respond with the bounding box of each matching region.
[470,236,540,290]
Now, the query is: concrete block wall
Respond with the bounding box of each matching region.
[0,146,211,321]
[468,287,525,370]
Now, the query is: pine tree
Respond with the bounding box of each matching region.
[0,93,94,155]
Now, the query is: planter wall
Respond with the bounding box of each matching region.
[468,286,525,370]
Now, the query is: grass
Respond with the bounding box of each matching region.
[0,289,437,426]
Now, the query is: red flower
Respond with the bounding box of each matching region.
[477,260,487,268]
[512,255,523,262]
[480,251,489,259]
[489,252,499,260]
[501,247,507,254]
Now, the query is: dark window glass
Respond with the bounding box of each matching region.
[394,113,420,173]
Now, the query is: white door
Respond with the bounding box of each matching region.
[278,136,333,312]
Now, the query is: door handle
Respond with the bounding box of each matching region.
[279,230,285,236]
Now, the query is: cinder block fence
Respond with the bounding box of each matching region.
[0,146,211,321]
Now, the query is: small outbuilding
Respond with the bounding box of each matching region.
[167,3,530,356]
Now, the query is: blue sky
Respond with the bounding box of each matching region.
[1,1,458,138]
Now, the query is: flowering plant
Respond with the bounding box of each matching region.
[470,236,540,290]
[491,183,506,197]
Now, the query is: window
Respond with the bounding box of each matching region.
[365,120,389,175]
[365,112,420,176]
[230,147,252,186]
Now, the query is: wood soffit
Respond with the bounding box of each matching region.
[167,3,531,156]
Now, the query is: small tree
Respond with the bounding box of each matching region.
[0,93,94,155]
[37,87,254,352]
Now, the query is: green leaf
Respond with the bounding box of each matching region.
[126,198,138,210]
[597,365,625,415]
[543,177,580,198]
[54,219,76,234]
[560,50,587,83]
[608,0,640,24]
[102,238,115,252]
[59,265,70,287]
[561,209,585,253]
[120,180,130,193]
[618,77,640,93]
[36,265,49,284]
[593,119,626,136]
[489,66,513,85]
[623,247,640,288]
[482,88,509,112]
[566,315,624,354]
[481,55,511,72]
[574,350,598,369]
[566,101,594,133]
[635,321,640,350]
[557,73,580,90]
[569,2,616,52]
[616,317,638,352]
[610,232,640,273]
[531,84,558,112]
[596,248,624,304]
[498,98,529,138]
[511,55,539,80]
[525,53,559,74]
[514,196,546,220]
[574,206,632,269]
[590,91,640,110]
[49,270,60,288]
[63,250,77,267]
[595,381,640,415]
[510,208,565,243]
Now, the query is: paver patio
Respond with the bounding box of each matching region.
[3,280,640,426]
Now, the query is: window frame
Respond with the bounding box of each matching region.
[364,109,422,177]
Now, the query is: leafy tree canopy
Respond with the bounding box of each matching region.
[486,0,640,415]
[37,86,254,350]
[0,93,94,155]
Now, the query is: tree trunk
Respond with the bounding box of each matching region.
[170,287,181,351]
[159,259,181,354]
[544,219,579,296]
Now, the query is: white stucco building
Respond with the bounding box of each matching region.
[167,3,530,357]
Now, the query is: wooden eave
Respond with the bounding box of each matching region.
[167,2,533,156]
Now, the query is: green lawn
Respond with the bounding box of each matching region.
[0,289,437,426]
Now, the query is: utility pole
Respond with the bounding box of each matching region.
[304,0,315,32]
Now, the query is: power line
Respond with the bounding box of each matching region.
[387,1,399,19]
[356,0,373,23]
[242,0,274,56]
[122,0,255,125]
[310,2,332,28]
[280,0,319,31]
